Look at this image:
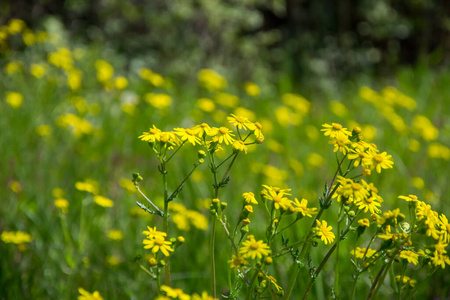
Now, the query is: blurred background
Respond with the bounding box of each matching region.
[1,0,449,299]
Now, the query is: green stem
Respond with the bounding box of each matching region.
[245,269,260,300]
[161,163,171,286]
[367,258,393,300]
[350,272,360,300]
[301,216,356,300]
[167,163,199,201]
[211,216,217,298]
[334,203,344,298]
[165,141,186,163]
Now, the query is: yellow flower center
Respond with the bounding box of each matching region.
[332,123,343,130]
[236,116,246,123]
[373,154,383,163]
[185,128,194,136]
[160,133,169,143]
[250,242,260,250]
[219,127,228,134]
[272,196,281,203]
[336,137,346,146]
[154,238,165,246]
[351,183,362,191]
[366,197,373,204]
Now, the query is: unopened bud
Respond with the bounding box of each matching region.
[198,150,206,159]
[220,202,228,211]
[177,236,185,244]
[264,257,273,265]
[132,173,143,182]
[240,224,249,234]
[256,136,264,144]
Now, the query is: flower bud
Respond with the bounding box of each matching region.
[169,237,176,243]
[256,136,264,144]
[149,257,157,266]
[212,198,220,211]
[177,236,185,244]
[353,127,362,134]
[198,150,206,159]
[132,173,143,182]
[240,224,249,235]
[220,202,228,211]
[242,218,251,225]
[264,257,273,265]
[348,211,356,217]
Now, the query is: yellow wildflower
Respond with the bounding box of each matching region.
[315,220,335,245]
[93,195,114,208]
[78,287,104,300]
[239,237,271,260]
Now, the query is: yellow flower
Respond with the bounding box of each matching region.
[350,247,377,259]
[321,123,352,138]
[143,236,174,257]
[8,19,26,34]
[398,194,418,202]
[215,127,235,145]
[227,114,256,131]
[114,76,128,90]
[197,69,227,91]
[431,241,450,269]
[108,230,124,241]
[439,214,450,243]
[5,92,24,108]
[1,231,32,244]
[36,124,52,136]
[145,93,172,109]
[192,291,217,300]
[363,150,394,173]
[142,226,167,239]
[242,192,258,204]
[315,220,335,245]
[264,189,292,210]
[354,196,381,214]
[174,128,201,145]
[161,285,190,300]
[30,64,46,78]
[138,125,161,142]
[228,254,248,271]
[94,195,114,207]
[239,237,271,260]
[78,287,104,300]
[75,180,99,195]
[400,250,419,265]
[197,98,216,112]
[358,218,370,227]
[232,140,248,153]
[293,198,317,217]
[54,198,69,214]
[244,82,260,97]
[95,60,114,83]
[329,134,351,155]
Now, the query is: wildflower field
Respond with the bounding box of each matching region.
[1,18,450,300]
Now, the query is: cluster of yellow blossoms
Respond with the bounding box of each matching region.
[139,114,264,154]
[157,285,216,300]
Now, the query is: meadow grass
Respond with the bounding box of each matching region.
[1,20,449,299]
